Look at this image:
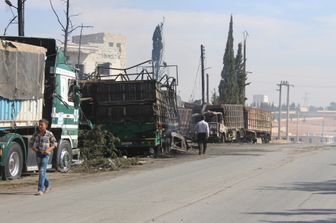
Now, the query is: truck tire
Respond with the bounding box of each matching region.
[163,137,172,155]
[235,132,241,143]
[154,146,162,158]
[4,142,23,180]
[56,140,72,173]
[221,134,225,143]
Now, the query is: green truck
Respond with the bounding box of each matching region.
[0,37,80,180]
[80,61,187,156]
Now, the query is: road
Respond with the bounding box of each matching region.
[1,144,336,223]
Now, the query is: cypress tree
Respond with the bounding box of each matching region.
[219,15,239,104]
[152,23,163,80]
[235,43,247,104]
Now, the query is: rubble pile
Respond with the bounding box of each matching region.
[77,127,141,172]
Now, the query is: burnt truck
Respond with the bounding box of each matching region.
[191,104,245,143]
[80,61,187,155]
[0,37,81,180]
[178,107,193,139]
[244,107,272,143]
[190,111,225,142]
[205,104,245,142]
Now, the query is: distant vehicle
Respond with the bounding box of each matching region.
[205,104,245,142]
[190,111,226,143]
[0,37,80,180]
[188,104,272,144]
[244,107,272,143]
[204,111,226,142]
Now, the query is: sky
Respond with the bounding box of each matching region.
[1,0,336,106]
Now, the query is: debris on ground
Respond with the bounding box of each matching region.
[75,127,145,172]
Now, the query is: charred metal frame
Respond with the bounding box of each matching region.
[90,60,178,91]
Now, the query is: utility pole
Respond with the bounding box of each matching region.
[277,83,282,139]
[296,107,299,143]
[277,81,293,141]
[206,73,209,104]
[76,24,93,79]
[77,24,93,65]
[201,45,205,105]
[4,0,24,36]
[17,0,24,36]
[321,117,325,144]
[243,31,248,103]
[286,83,290,141]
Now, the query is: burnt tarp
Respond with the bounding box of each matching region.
[0,40,46,100]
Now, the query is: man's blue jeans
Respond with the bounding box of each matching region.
[37,155,49,192]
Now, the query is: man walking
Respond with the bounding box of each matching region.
[30,119,57,196]
[195,116,210,155]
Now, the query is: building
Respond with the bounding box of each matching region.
[253,95,269,107]
[66,32,127,79]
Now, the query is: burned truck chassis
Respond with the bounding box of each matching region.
[80,61,188,156]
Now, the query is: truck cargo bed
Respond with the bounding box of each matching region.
[206,104,244,129]
[81,80,178,126]
[0,97,43,129]
[244,107,272,133]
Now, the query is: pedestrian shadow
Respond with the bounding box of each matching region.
[259,180,336,195]
[0,191,35,196]
[245,209,336,223]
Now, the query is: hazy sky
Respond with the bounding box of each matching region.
[1,0,335,106]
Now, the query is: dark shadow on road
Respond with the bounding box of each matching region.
[260,180,336,195]
[246,209,336,223]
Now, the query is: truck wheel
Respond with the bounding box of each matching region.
[56,140,72,173]
[221,134,225,143]
[154,146,162,158]
[235,132,241,143]
[163,138,172,155]
[4,142,23,180]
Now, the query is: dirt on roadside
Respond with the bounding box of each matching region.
[0,147,203,194]
[0,143,323,194]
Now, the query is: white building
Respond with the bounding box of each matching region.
[253,95,269,107]
[66,32,127,79]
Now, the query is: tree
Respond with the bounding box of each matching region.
[211,88,220,105]
[289,102,296,111]
[219,16,239,104]
[49,0,80,60]
[152,23,164,80]
[235,42,248,104]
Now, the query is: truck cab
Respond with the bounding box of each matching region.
[0,37,80,180]
[204,111,226,142]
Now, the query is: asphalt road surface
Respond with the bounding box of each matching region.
[1,144,336,223]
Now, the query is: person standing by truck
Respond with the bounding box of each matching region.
[196,116,210,155]
[30,119,57,196]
